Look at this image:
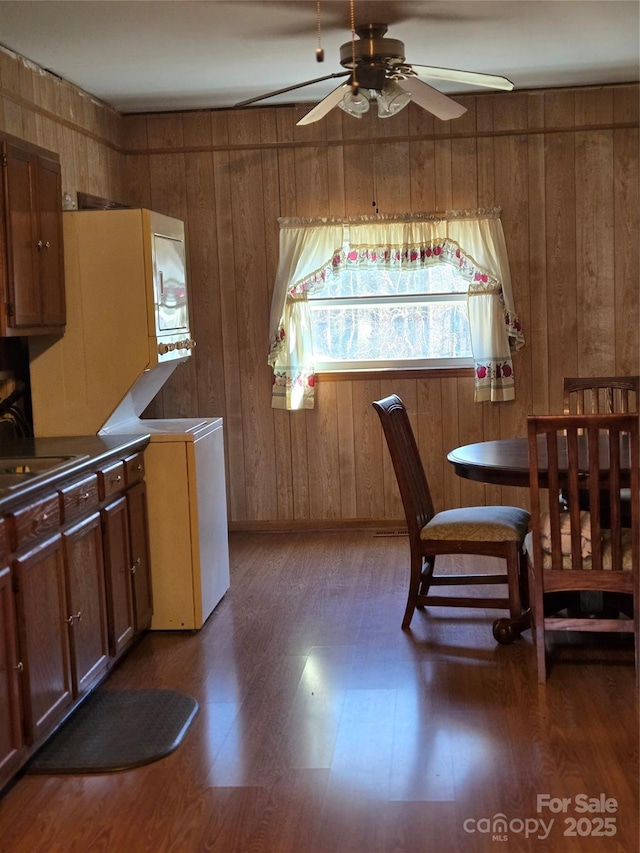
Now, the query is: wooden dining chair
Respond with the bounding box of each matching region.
[563,376,640,415]
[527,413,639,684]
[372,394,530,643]
[563,376,639,525]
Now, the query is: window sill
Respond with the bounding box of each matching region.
[315,367,475,382]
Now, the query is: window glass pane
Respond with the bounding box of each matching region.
[313,264,469,299]
[310,301,472,362]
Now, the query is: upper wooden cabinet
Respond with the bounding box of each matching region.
[0,132,66,335]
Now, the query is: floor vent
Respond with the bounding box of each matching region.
[374,529,408,537]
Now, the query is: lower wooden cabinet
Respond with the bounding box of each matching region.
[101,454,152,654]
[14,533,72,743]
[102,496,135,656]
[0,562,24,781]
[62,512,109,697]
[0,441,152,792]
[127,481,153,632]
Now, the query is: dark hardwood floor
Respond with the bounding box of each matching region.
[0,531,637,852]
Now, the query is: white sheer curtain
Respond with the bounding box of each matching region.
[268,208,524,409]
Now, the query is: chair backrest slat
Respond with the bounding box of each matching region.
[563,376,640,415]
[372,394,435,536]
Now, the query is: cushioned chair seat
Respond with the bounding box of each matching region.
[422,506,530,542]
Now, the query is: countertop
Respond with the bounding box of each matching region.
[0,433,151,514]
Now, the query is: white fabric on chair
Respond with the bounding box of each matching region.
[540,511,592,557]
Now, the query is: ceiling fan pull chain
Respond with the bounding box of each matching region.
[315,1,324,61]
[349,0,359,94]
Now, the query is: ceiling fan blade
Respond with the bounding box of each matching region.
[410,65,514,91]
[296,83,350,126]
[235,72,349,107]
[396,77,467,121]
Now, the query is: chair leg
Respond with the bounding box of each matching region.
[535,620,547,683]
[402,552,425,629]
[635,608,639,689]
[529,561,547,683]
[417,556,435,601]
[492,543,531,645]
[505,543,522,620]
[518,547,530,610]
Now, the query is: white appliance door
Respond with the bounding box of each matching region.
[153,233,190,334]
[191,419,230,621]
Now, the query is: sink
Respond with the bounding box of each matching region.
[0,456,78,475]
[0,455,88,490]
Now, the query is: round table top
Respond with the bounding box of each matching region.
[447,433,633,488]
[447,437,531,487]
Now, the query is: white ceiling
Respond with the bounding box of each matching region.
[0,1,638,114]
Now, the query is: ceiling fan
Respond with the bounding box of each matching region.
[235,22,514,126]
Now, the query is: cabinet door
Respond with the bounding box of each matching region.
[0,564,24,782]
[36,154,65,327]
[62,513,109,697]
[1,137,65,333]
[2,140,40,328]
[14,534,72,744]
[102,497,135,656]
[127,481,153,632]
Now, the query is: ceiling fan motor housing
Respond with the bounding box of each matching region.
[339,23,406,73]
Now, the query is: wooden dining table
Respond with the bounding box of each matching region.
[447,434,634,488]
[447,433,635,627]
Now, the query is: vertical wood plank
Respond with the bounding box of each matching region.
[527,93,549,417]
[212,113,247,522]
[544,90,577,411]
[613,126,639,375]
[352,379,384,519]
[306,382,341,519]
[416,378,444,513]
[336,381,357,518]
[575,128,615,375]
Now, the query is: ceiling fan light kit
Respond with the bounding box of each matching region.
[338,87,370,118]
[376,79,412,118]
[235,21,514,127]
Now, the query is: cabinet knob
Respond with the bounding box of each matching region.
[13,662,24,673]
[66,611,82,624]
[36,240,51,250]
[130,557,141,574]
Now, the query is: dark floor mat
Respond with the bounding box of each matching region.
[27,688,199,774]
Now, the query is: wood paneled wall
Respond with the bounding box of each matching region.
[1,45,638,529]
[0,46,125,204]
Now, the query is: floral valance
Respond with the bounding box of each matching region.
[269,208,524,409]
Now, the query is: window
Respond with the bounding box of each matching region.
[268,209,523,409]
[309,264,473,371]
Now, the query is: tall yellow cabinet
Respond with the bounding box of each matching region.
[28,209,230,630]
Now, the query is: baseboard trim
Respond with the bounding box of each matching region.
[228,519,406,534]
